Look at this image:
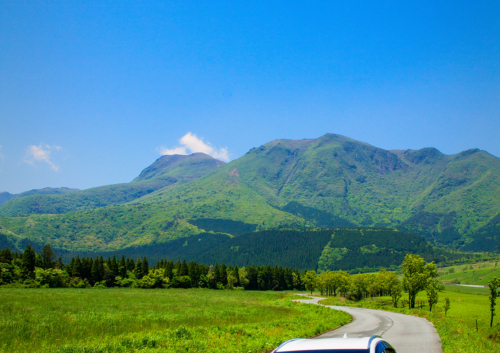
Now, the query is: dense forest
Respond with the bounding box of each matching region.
[0,245,306,291]
[0,228,482,274]
[317,228,453,272]
[86,228,476,273]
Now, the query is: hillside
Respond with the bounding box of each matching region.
[438,263,500,285]
[2,228,467,272]
[0,187,79,207]
[0,153,225,216]
[0,133,499,253]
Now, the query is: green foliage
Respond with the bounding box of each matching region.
[301,270,316,294]
[188,218,257,235]
[317,228,452,273]
[99,229,333,271]
[281,201,355,228]
[444,297,451,316]
[488,277,499,327]
[0,289,351,353]
[464,213,500,252]
[427,281,439,311]
[35,268,69,288]
[402,254,438,308]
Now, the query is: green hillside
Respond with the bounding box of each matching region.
[0,172,303,252]
[14,228,469,273]
[462,213,500,252]
[0,187,79,206]
[0,133,499,253]
[439,265,500,285]
[0,153,225,217]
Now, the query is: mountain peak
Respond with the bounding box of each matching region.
[134,153,226,182]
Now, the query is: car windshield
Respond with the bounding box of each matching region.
[277,350,370,353]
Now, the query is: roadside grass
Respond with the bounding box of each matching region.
[319,289,500,353]
[0,288,351,353]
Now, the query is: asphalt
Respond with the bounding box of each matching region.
[294,295,444,353]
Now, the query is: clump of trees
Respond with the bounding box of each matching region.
[0,245,307,291]
[301,268,405,307]
[303,254,441,311]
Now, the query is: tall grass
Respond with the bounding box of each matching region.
[0,288,351,353]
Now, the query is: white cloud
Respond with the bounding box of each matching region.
[23,144,61,171]
[158,132,229,161]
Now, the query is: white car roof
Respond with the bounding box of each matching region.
[275,337,380,352]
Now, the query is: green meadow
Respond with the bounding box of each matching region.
[319,288,500,353]
[438,264,500,285]
[0,288,351,353]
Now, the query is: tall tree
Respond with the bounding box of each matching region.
[91,257,100,284]
[118,255,127,277]
[426,281,439,311]
[220,264,228,286]
[180,259,188,277]
[489,277,499,327]
[402,254,438,309]
[41,244,56,269]
[21,244,36,279]
[72,256,83,278]
[141,257,149,278]
[134,257,143,279]
[164,261,174,280]
[0,248,13,264]
[303,270,317,295]
[444,297,451,316]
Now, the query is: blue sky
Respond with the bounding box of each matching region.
[1,1,499,193]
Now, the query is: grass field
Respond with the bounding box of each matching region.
[438,264,500,285]
[0,288,351,353]
[443,284,490,295]
[319,289,500,353]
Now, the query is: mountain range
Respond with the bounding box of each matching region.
[1,133,499,263]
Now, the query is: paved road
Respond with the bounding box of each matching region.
[294,295,443,353]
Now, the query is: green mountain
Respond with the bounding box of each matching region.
[0,153,225,216]
[0,187,79,207]
[0,133,499,255]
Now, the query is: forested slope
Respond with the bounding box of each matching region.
[59,228,470,272]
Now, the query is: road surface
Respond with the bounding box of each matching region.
[294,295,443,353]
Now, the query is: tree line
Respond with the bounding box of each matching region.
[303,253,442,310]
[0,244,306,291]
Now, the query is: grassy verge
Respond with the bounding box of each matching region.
[0,288,351,353]
[319,290,499,353]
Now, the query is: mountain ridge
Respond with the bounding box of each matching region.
[0,153,225,216]
[0,133,499,254]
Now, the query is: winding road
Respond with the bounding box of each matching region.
[294,295,443,353]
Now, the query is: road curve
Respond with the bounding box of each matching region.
[294,295,443,353]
